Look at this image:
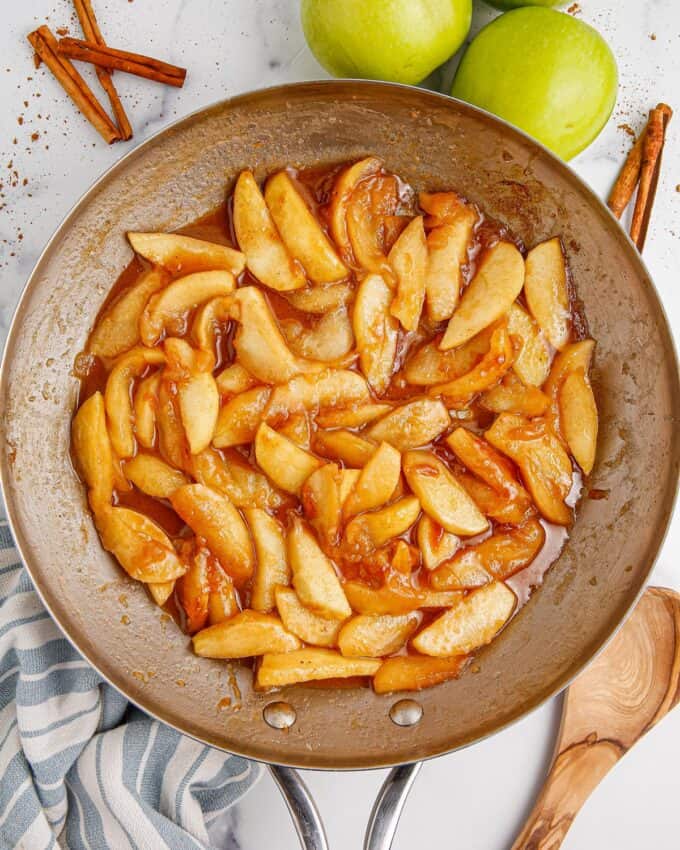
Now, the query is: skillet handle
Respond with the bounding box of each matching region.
[364,761,423,850]
[268,764,329,850]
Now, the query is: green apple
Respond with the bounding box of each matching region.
[482,0,564,9]
[451,8,618,160]
[301,0,472,85]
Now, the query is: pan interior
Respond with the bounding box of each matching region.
[1,81,678,769]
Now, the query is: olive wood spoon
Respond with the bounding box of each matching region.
[511,586,680,850]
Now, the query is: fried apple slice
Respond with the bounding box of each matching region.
[413,581,516,657]
[524,237,571,351]
[176,546,210,634]
[342,442,401,519]
[104,347,165,458]
[403,451,488,536]
[267,369,370,417]
[255,423,322,495]
[285,282,353,314]
[338,612,420,657]
[559,369,598,474]
[446,427,534,525]
[345,497,421,552]
[389,216,428,331]
[265,170,348,284]
[177,371,219,455]
[213,386,272,448]
[417,515,460,570]
[278,413,311,449]
[301,463,343,546]
[455,472,527,526]
[207,569,240,625]
[373,655,468,694]
[233,170,306,291]
[481,373,549,417]
[193,610,301,658]
[128,231,245,276]
[124,453,188,499]
[156,378,190,471]
[431,519,544,590]
[140,271,236,346]
[256,648,380,688]
[506,303,551,387]
[316,403,391,429]
[424,206,477,322]
[345,172,399,279]
[313,429,376,468]
[72,391,114,507]
[192,447,286,510]
[419,191,467,227]
[215,363,257,397]
[339,468,362,505]
[485,414,573,525]
[246,508,290,613]
[133,372,160,449]
[544,339,596,436]
[280,307,354,362]
[430,323,514,406]
[190,296,231,363]
[403,326,493,386]
[288,519,351,619]
[163,336,213,374]
[170,484,254,586]
[94,505,186,583]
[353,273,399,395]
[88,269,166,359]
[365,399,450,451]
[329,156,383,260]
[275,586,342,648]
[227,287,324,383]
[147,580,175,608]
[344,581,461,615]
[440,242,525,350]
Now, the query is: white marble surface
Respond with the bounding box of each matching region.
[1,1,680,848]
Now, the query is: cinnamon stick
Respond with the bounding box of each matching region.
[629,104,672,251]
[72,0,132,140]
[57,37,187,88]
[607,129,645,219]
[27,26,120,144]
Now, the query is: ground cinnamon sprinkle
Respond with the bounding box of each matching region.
[567,3,581,14]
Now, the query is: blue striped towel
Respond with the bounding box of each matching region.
[0,518,262,850]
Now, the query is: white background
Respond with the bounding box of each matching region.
[1,1,679,848]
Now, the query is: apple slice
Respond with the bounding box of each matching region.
[281,307,354,362]
[233,170,306,291]
[373,655,468,694]
[278,413,311,450]
[353,273,399,395]
[256,648,380,689]
[559,369,598,474]
[389,216,428,331]
[544,339,596,436]
[127,231,245,276]
[431,519,545,590]
[207,569,240,625]
[481,373,549,417]
[328,156,383,260]
[267,369,370,417]
[524,237,571,351]
[170,484,254,586]
[365,398,450,451]
[339,469,362,505]
[424,206,477,322]
[176,546,210,634]
[485,414,573,525]
[147,581,175,608]
[193,610,301,658]
[275,586,343,648]
[346,177,395,280]
[213,386,271,448]
[413,581,516,657]
[190,296,231,363]
[140,270,235,346]
[133,372,161,450]
[301,463,343,546]
[403,450,488,536]
[124,453,188,499]
[342,442,402,519]
[177,371,219,455]
[288,519,351,619]
[404,326,493,386]
[285,282,353,313]
[88,269,166,359]
[440,242,525,350]
[417,515,460,571]
[343,581,461,615]
[313,429,376,468]
[264,170,348,284]
[192,447,286,511]
[506,302,551,387]
[316,403,392,430]
[246,508,290,613]
[255,423,322,495]
[215,363,257,397]
[338,612,421,658]
[345,496,421,552]
[72,391,114,507]
[156,377,189,471]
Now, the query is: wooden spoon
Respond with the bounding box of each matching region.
[512,586,680,850]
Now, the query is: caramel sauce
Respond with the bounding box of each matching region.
[74,159,589,677]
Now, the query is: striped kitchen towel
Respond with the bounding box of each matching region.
[0,519,262,850]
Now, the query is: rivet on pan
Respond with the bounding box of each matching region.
[389,699,423,727]
[263,701,297,730]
